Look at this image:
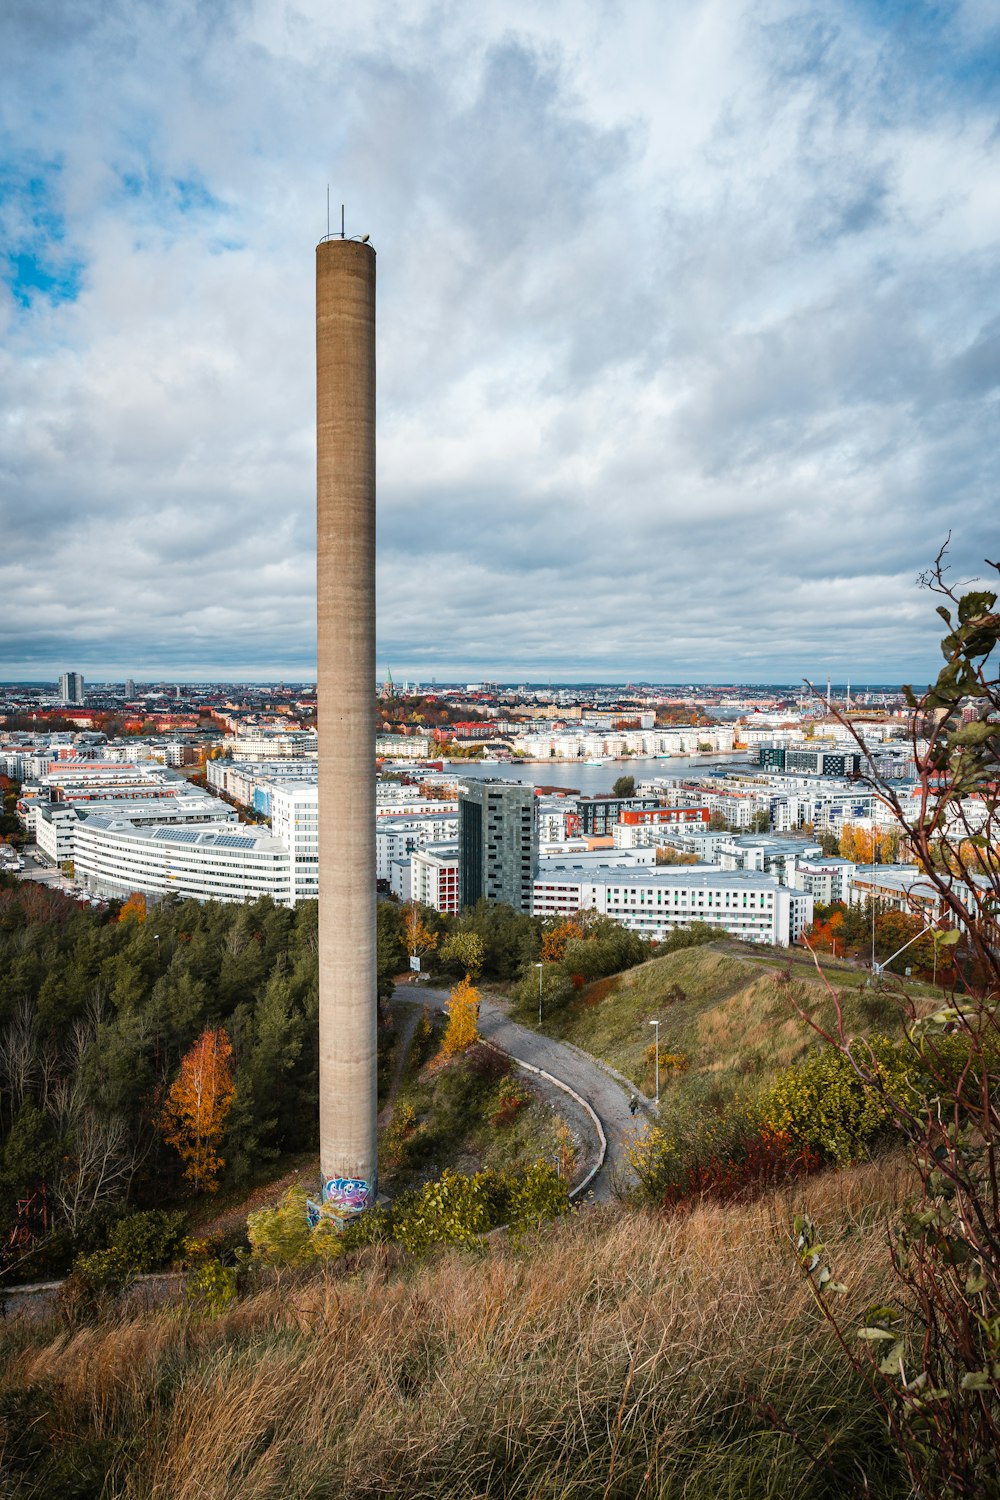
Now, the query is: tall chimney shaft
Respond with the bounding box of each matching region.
[316,236,377,1216]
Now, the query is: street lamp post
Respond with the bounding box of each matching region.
[535,962,543,1027]
[649,1018,660,1108]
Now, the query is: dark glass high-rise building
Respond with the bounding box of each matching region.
[59,671,85,704]
[458,780,537,913]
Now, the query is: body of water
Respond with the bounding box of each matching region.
[441,753,750,796]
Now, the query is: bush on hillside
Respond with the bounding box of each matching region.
[628,1088,820,1209]
[247,1164,569,1267]
[758,1038,916,1165]
[628,1036,917,1207]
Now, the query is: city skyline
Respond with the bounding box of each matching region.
[2,2,999,681]
[0,674,926,694]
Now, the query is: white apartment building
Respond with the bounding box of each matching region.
[389,856,412,902]
[536,797,579,842]
[376,795,459,819]
[34,792,236,867]
[75,818,292,905]
[375,812,459,881]
[510,725,736,759]
[225,730,317,761]
[268,782,319,903]
[35,805,83,865]
[409,842,460,914]
[717,835,822,883]
[207,758,318,807]
[848,865,947,922]
[532,864,812,946]
[790,857,857,905]
[376,733,434,759]
[655,828,736,862]
[613,816,709,850]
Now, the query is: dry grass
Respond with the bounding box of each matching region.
[544,942,910,1092]
[0,1160,912,1499]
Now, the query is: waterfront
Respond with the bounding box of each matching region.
[442,753,751,796]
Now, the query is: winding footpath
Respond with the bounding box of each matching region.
[394,982,645,1202]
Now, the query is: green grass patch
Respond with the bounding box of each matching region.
[533,941,915,1104]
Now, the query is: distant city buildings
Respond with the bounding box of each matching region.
[3,676,969,954]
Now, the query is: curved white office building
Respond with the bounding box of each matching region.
[75,815,292,905]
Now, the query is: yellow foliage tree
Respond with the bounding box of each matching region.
[439,931,485,978]
[441,977,480,1057]
[404,904,439,959]
[118,891,147,923]
[160,1027,236,1193]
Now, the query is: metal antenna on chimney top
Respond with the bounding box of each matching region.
[318,202,372,247]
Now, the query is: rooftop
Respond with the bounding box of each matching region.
[536,864,787,890]
[77,815,287,854]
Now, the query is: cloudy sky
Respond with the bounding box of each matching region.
[1,0,998,685]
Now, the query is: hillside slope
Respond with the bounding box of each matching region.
[0,1162,910,1500]
[537,941,914,1103]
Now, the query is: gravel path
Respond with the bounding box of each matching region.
[395,983,644,1201]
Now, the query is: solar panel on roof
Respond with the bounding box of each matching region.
[159,828,200,842]
[213,835,257,850]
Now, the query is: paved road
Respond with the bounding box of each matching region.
[395,982,645,1202]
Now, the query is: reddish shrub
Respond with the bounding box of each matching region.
[660,1127,821,1211]
[492,1079,530,1127]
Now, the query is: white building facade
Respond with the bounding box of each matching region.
[375,812,459,881]
[75,818,292,904]
[532,864,812,946]
[410,843,460,914]
[268,782,320,903]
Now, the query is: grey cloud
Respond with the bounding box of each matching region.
[0,1,998,682]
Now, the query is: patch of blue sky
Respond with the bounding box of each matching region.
[843,0,1000,102]
[762,0,1000,114]
[0,157,84,308]
[114,160,227,220]
[5,249,83,308]
[0,161,67,235]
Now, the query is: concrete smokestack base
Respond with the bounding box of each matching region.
[316,236,377,1220]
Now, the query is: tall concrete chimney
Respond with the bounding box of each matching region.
[316,234,377,1219]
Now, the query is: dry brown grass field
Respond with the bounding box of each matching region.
[0,1159,913,1499]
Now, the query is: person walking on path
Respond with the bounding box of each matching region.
[628,1096,639,1117]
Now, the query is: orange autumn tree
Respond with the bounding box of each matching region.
[837,824,902,865]
[540,918,584,963]
[118,891,147,923]
[806,909,844,952]
[160,1027,236,1192]
[441,977,480,1057]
